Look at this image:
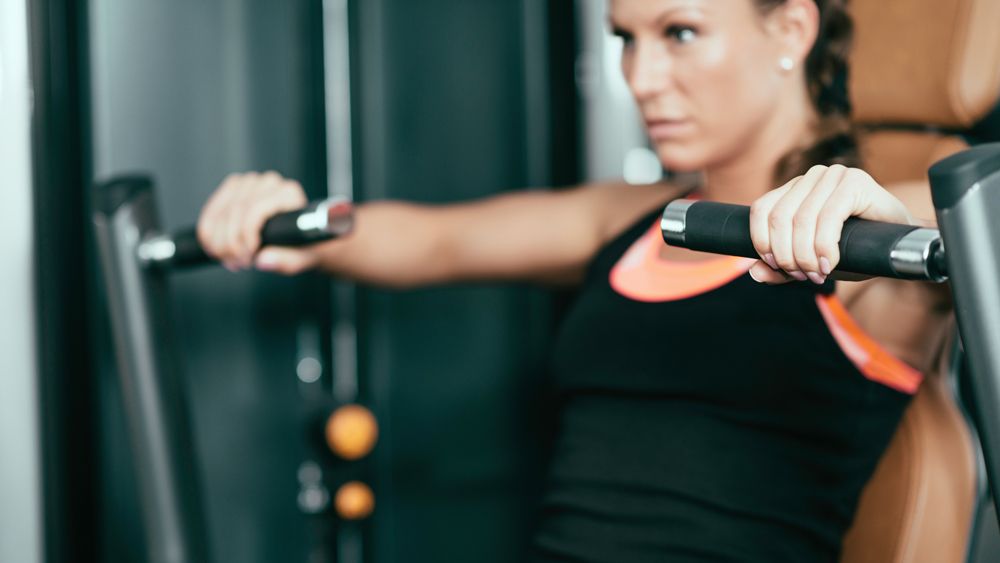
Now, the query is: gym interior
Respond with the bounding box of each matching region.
[3,0,1000,562]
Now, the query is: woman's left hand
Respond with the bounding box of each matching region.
[748,164,916,285]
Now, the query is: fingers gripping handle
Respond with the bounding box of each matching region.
[661,200,948,282]
[139,198,355,269]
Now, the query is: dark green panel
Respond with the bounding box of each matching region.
[350,1,574,562]
[382,0,529,200]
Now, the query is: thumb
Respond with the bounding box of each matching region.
[254,247,318,275]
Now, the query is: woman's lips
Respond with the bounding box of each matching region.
[645,119,694,140]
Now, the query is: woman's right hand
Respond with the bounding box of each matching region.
[197,171,320,274]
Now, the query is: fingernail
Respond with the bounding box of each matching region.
[819,257,832,276]
[749,267,763,283]
[806,272,826,285]
[789,271,808,282]
[763,253,778,270]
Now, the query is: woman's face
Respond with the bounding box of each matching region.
[611,0,798,172]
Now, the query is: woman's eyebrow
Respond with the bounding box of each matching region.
[654,5,708,27]
[608,4,706,32]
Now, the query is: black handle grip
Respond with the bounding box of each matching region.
[662,200,947,281]
[143,199,354,269]
[169,229,211,268]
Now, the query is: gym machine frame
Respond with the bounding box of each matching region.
[93,176,352,563]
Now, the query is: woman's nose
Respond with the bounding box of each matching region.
[625,41,673,102]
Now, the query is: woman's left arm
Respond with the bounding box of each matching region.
[747,164,953,372]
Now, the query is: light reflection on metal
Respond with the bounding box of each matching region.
[137,235,177,264]
[296,325,323,386]
[660,199,695,247]
[324,0,354,202]
[322,0,360,407]
[321,1,363,561]
[296,357,322,384]
[296,461,329,514]
[889,228,947,282]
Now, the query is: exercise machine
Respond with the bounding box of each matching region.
[93,175,353,563]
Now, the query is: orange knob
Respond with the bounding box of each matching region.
[325,404,378,460]
[335,481,375,520]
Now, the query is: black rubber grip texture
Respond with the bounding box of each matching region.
[168,204,342,268]
[171,229,210,268]
[674,201,921,278]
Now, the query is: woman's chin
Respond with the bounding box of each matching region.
[653,143,709,174]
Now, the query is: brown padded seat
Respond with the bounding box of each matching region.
[841,351,978,563]
[838,0,1000,560]
[859,131,970,189]
[849,0,1000,128]
[840,132,976,563]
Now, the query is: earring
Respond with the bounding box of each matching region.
[779,56,795,71]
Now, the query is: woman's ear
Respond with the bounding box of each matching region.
[766,0,820,68]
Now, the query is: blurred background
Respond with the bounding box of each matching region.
[3,1,657,562]
[3,1,1000,563]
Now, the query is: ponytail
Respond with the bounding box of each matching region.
[756,0,861,183]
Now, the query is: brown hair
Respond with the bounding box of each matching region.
[754,0,861,183]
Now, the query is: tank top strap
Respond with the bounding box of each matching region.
[585,205,668,284]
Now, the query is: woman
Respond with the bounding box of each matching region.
[198,0,951,560]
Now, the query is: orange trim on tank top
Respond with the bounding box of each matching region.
[609,222,755,302]
[609,219,923,395]
[815,294,923,395]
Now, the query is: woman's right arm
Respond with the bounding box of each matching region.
[197,171,680,287]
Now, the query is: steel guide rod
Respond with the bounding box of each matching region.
[93,177,210,563]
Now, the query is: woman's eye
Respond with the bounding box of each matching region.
[612,29,635,48]
[666,25,697,44]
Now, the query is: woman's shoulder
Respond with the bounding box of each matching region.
[883,179,937,226]
[574,178,692,248]
[836,176,952,375]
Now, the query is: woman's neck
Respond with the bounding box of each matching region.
[699,92,818,205]
[699,151,783,206]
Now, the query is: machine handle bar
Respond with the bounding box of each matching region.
[661,199,947,282]
[138,198,354,269]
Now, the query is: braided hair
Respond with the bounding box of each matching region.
[754,0,861,183]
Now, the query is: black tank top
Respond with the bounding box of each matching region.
[532,205,918,562]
